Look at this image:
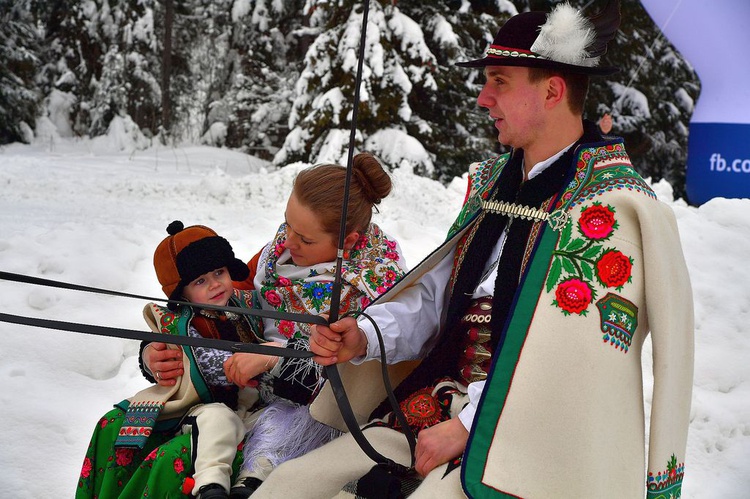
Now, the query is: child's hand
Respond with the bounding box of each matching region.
[144,341,183,386]
[224,344,281,387]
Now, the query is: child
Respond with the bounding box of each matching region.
[78,221,272,499]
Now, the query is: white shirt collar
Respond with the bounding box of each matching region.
[523,140,577,180]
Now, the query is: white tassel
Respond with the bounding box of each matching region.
[530,3,598,67]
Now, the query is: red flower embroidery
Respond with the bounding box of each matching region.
[264,289,282,307]
[99,418,108,429]
[174,457,185,474]
[384,269,398,284]
[145,448,158,461]
[554,278,593,314]
[597,250,632,288]
[115,448,134,466]
[278,320,296,339]
[578,204,616,240]
[276,276,292,287]
[80,457,92,478]
[354,236,369,250]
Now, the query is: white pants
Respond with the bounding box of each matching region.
[252,426,466,498]
[180,402,246,494]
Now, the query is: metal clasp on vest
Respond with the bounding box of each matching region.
[481,200,569,232]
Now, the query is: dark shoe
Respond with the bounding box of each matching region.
[198,483,229,499]
[229,477,263,499]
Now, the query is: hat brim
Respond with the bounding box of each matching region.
[456,55,619,76]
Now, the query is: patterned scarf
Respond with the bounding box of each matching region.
[258,222,407,340]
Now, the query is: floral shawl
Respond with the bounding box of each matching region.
[257,222,406,341]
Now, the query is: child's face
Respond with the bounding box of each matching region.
[182,267,233,306]
[284,193,338,266]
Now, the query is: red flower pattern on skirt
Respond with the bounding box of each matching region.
[80,457,93,478]
[173,457,185,474]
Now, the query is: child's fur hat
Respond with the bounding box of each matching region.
[153,220,249,309]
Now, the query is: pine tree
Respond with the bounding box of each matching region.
[213,0,309,158]
[0,0,42,144]
[395,0,518,182]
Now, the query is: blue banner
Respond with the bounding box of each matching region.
[686,123,750,205]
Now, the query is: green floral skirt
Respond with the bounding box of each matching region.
[75,403,242,498]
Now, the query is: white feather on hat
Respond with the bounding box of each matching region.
[530,3,599,67]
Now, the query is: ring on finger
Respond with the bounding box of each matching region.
[155,371,162,381]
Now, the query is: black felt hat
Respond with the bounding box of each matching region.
[457,0,621,76]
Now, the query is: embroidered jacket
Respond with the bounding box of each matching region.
[455,138,694,499]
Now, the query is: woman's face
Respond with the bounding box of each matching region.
[283,193,338,266]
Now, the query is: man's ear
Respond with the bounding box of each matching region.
[545,75,567,108]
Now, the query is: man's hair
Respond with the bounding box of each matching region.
[528,68,590,115]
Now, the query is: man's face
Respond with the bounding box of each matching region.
[476,65,547,150]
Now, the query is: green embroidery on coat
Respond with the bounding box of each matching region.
[596,293,638,353]
[447,155,508,238]
[647,454,684,498]
[556,143,655,211]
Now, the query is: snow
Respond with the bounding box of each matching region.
[0,125,748,498]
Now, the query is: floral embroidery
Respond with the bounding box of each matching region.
[80,457,92,478]
[554,278,593,315]
[173,457,185,474]
[264,289,282,307]
[547,203,633,318]
[647,454,684,498]
[115,448,134,466]
[596,250,632,288]
[278,320,296,339]
[301,281,332,311]
[578,203,617,239]
[259,223,406,340]
[556,144,655,211]
[159,310,176,333]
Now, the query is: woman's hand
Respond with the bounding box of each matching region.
[224,342,282,388]
[144,342,183,386]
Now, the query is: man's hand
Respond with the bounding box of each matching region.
[310,317,368,366]
[143,341,183,386]
[414,418,469,477]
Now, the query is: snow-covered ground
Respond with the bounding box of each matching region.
[0,132,748,498]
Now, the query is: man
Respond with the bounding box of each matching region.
[255,1,694,497]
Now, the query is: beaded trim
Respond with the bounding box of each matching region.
[486,45,543,59]
[482,200,569,232]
